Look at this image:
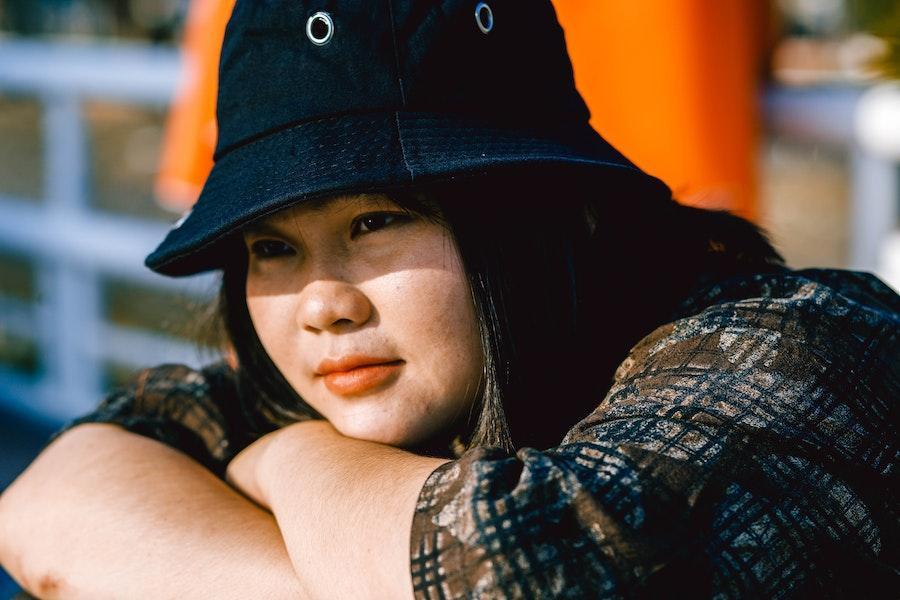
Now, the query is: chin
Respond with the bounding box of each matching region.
[334,416,424,448]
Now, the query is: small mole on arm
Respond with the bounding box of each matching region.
[35,572,64,598]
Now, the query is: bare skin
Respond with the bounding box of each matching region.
[226,419,448,598]
[0,424,307,599]
[244,194,483,448]
[236,194,475,596]
[0,193,481,597]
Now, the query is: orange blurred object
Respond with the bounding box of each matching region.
[157,0,767,220]
[155,0,234,212]
[553,0,768,220]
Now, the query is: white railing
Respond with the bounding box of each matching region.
[764,84,900,284]
[0,39,217,424]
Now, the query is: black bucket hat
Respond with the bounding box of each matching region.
[146,0,670,276]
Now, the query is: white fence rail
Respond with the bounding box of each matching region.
[0,39,216,424]
[763,85,900,279]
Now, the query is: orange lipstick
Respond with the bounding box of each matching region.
[318,356,403,396]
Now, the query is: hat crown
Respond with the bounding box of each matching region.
[215,0,590,159]
[146,0,666,276]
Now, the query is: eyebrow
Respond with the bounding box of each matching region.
[244,196,340,235]
[242,220,286,238]
[296,195,346,215]
[242,195,380,237]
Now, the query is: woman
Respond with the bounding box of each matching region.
[1,1,897,598]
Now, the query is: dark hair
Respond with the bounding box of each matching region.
[217,168,783,455]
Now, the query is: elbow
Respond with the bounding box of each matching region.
[0,455,65,598]
[9,566,71,600]
[0,482,30,594]
[0,477,24,578]
[1,485,75,600]
[29,572,70,600]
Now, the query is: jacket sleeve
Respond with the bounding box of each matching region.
[409,272,897,598]
[50,363,239,477]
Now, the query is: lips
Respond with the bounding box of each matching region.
[317,356,404,396]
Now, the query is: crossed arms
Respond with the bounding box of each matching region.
[1,271,895,598]
[0,419,445,599]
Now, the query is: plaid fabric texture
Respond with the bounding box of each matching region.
[59,268,898,597]
[52,363,243,477]
[410,269,898,598]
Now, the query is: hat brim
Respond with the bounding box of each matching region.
[145,111,670,276]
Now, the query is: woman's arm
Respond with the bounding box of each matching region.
[228,420,446,600]
[0,423,307,599]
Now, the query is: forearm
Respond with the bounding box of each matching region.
[0,424,306,599]
[258,423,448,599]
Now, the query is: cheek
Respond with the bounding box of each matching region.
[245,289,298,371]
[381,255,482,399]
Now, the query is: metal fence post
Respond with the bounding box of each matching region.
[0,40,220,424]
[849,148,899,272]
[38,92,103,415]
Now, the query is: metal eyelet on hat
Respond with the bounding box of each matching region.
[475,2,493,34]
[306,11,334,46]
[172,207,192,230]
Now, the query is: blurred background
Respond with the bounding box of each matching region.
[0,0,898,594]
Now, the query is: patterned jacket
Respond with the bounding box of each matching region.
[58,268,898,598]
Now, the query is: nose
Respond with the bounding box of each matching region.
[296,279,373,333]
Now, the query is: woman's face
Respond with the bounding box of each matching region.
[244,194,483,448]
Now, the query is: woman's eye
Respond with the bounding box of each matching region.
[351,212,409,237]
[249,239,295,259]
